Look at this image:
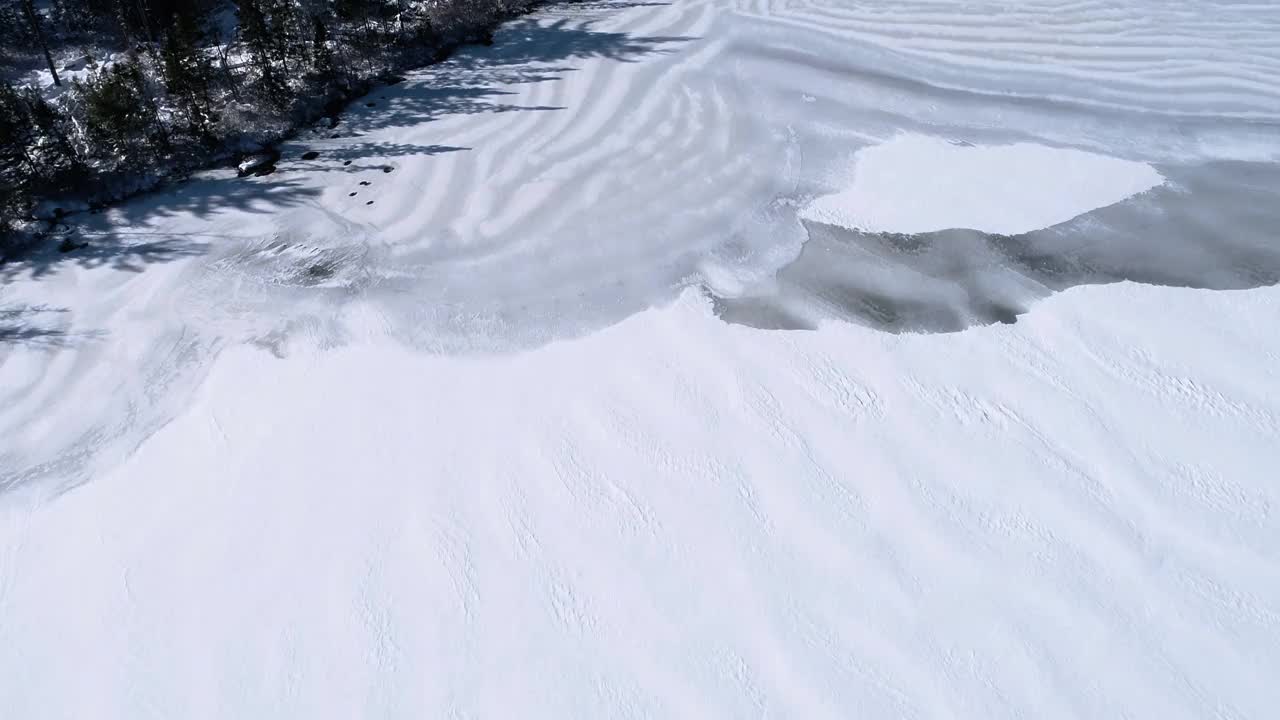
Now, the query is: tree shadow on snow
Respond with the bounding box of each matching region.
[0,306,106,349]
[2,233,211,283]
[278,141,471,174]
[554,0,674,11]
[0,173,324,283]
[331,17,694,136]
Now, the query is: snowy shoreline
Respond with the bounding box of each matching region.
[1,0,559,261]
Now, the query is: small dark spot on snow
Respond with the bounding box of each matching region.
[359,181,371,186]
[382,166,394,173]
[343,160,352,166]
[349,192,357,197]
[330,133,341,139]
[301,151,319,160]
[305,262,336,280]
[366,201,374,205]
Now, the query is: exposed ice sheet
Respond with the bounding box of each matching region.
[801,135,1165,235]
[721,160,1280,333]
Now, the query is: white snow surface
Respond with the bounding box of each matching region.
[6,284,1280,719]
[800,135,1165,235]
[3,0,1280,718]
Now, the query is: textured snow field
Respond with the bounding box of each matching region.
[3,0,1280,717]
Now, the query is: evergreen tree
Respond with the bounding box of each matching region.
[238,0,286,97]
[162,10,216,137]
[265,0,301,76]
[75,56,166,164]
[0,81,39,183]
[19,0,63,86]
[0,81,80,189]
[0,83,28,251]
[21,86,82,178]
[310,12,335,79]
[0,1,32,56]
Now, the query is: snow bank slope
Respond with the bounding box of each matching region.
[3,284,1280,719]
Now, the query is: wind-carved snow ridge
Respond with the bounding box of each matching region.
[2,1,1280,717]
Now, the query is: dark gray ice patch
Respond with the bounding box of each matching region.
[714,160,1280,333]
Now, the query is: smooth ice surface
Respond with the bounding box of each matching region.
[3,0,1280,718]
[800,134,1165,235]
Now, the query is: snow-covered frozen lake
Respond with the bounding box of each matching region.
[3,1,1280,717]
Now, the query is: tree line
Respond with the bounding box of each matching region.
[1,0,533,255]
